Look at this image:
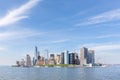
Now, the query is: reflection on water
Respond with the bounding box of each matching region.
[0,66,120,80]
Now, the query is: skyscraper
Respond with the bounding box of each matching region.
[75,55,80,65]
[33,46,38,66]
[50,54,55,60]
[80,47,88,66]
[69,53,75,64]
[20,59,25,67]
[49,54,56,65]
[26,54,31,67]
[88,50,95,65]
[35,46,38,60]
[61,52,64,64]
[55,54,61,64]
[64,50,69,64]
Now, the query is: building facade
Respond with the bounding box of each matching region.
[88,50,95,65]
[26,54,31,67]
[80,47,88,66]
[69,53,75,64]
[55,54,61,64]
[64,51,69,64]
[61,52,64,64]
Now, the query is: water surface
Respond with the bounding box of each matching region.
[0,66,120,80]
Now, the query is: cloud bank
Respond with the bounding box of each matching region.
[76,8,120,26]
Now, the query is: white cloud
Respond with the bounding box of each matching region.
[0,29,44,41]
[51,39,69,43]
[0,0,41,27]
[92,44,120,51]
[76,8,120,26]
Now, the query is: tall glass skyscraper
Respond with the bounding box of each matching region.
[88,50,95,65]
[33,46,38,66]
[69,53,75,64]
[64,50,69,64]
[61,52,64,64]
[35,46,38,60]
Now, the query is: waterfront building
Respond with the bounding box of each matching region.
[33,46,39,66]
[44,50,49,64]
[88,50,95,65]
[50,54,55,60]
[75,55,80,65]
[36,55,44,65]
[16,61,20,67]
[69,53,75,64]
[61,52,64,64]
[80,47,88,66]
[49,59,56,65]
[35,46,38,60]
[26,54,31,67]
[49,54,56,65]
[45,59,49,64]
[55,54,61,64]
[64,51,69,64]
[33,57,37,65]
[20,59,25,67]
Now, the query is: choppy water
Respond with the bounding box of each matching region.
[0,66,120,80]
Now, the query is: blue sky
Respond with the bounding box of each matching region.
[0,0,120,65]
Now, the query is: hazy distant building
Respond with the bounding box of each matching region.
[80,47,88,66]
[61,52,64,64]
[64,51,69,64]
[88,50,95,65]
[49,59,56,65]
[45,59,49,64]
[16,61,20,67]
[33,57,37,66]
[50,54,55,60]
[20,59,25,67]
[26,54,31,67]
[44,50,49,65]
[49,54,56,65]
[35,46,38,60]
[33,46,39,66]
[55,54,61,64]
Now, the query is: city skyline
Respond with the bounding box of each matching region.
[0,0,120,65]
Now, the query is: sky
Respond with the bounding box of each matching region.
[0,0,120,65]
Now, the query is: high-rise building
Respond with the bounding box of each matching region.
[26,54,31,67]
[61,52,64,64]
[69,53,75,64]
[75,55,80,65]
[35,46,38,60]
[36,55,44,66]
[88,50,95,65]
[64,51,69,64]
[20,59,25,67]
[50,54,55,60]
[16,61,20,67]
[55,54,61,64]
[44,50,49,64]
[49,54,56,65]
[80,47,88,66]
